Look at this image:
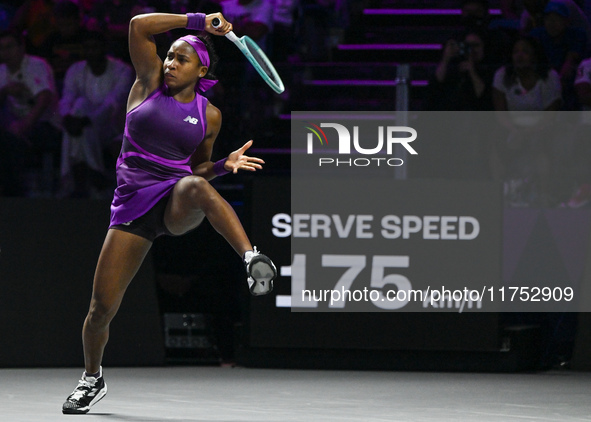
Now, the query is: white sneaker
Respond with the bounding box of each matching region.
[244,247,277,296]
[62,367,107,414]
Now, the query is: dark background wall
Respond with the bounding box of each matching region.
[0,198,164,367]
[1,189,591,370]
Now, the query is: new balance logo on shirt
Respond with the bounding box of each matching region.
[184,115,198,125]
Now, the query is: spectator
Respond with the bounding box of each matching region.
[429,31,492,111]
[85,0,135,61]
[0,1,19,31]
[271,0,299,62]
[461,0,516,66]
[419,30,495,180]
[492,36,562,206]
[461,0,490,28]
[530,2,586,107]
[86,0,159,61]
[267,0,299,119]
[298,0,349,61]
[219,0,272,44]
[562,56,591,207]
[500,0,523,21]
[520,0,591,51]
[59,31,133,198]
[0,29,60,196]
[575,53,591,119]
[531,3,586,73]
[8,0,57,57]
[38,0,88,91]
[76,0,97,17]
[429,29,494,111]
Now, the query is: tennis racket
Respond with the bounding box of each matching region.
[212,17,285,94]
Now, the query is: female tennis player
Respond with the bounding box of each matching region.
[62,12,277,414]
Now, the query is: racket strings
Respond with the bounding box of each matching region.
[244,39,282,87]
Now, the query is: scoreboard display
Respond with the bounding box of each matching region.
[246,176,502,352]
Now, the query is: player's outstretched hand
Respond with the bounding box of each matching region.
[225,140,264,173]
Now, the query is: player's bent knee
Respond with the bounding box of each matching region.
[189,175,210,192]
[180,176,213,202]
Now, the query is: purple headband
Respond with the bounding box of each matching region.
[177,35,218,92]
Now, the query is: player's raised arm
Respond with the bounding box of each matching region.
[129,14,180,89]
[127,12,232,110]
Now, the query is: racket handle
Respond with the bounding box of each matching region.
[211,17,240,43]
[225,31,240,43]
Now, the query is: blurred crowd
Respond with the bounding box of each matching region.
[2,0,591,208]
[424,0,591,208]
[0,0,346,198]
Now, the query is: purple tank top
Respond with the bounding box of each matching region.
[109,85,208,227]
